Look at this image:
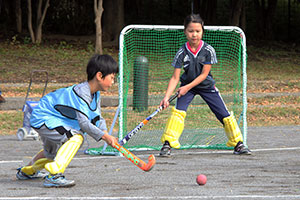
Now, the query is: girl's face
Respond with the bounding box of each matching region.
[184,22,203,47]
[98,73,116,91]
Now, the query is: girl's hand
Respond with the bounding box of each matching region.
[178,85,190,97]
[159,96,170,109]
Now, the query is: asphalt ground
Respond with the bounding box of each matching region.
[1,125,300,200]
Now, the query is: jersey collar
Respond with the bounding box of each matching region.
[186,41,203,57]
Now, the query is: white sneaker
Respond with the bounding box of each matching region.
[43,173,75,188]
[16,167,48,180]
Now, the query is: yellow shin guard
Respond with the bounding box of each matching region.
[45,134,83,175]
[161,107,186,149]
[21,158,52,175]
[223,112,243,147]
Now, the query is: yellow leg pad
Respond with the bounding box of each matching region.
[21,158,52,175]
[161,107,186,149]
[223,112,243,147]
[45,134,83,175]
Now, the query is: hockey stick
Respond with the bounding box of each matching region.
[113,142,156,172]
[119,92,179,146]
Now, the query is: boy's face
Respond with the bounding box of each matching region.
[99,73,116,91]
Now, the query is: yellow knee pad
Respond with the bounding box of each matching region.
[21,158,52,175]
[45,134,83,175]
[223,112,243,147]
[161,107,186,149]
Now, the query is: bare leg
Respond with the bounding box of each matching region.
[27,149,46,166]
[21,149,52,175]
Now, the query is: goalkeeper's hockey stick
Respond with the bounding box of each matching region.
[119,92,179,146]
[113,142,155,172]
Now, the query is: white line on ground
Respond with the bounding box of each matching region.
[183,146,300,155]
[1,146,300,165]
[2,195,300,199]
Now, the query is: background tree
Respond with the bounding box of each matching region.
[15,0,22,33]
[0,0,299,43]
[254,0,278,40]
[193,0,218,25]
[94,0,103,54]
[27,0,50,43]
[229,0,246,31]
[102,0,124,46]
[0,0,15,34]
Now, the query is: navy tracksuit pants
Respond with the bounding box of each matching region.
[175,86,230,125]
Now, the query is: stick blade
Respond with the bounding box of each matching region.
[141,154,156,172]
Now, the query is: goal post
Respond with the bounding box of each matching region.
[118,25,247,151]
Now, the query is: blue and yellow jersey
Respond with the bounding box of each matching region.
[30,83,102,132]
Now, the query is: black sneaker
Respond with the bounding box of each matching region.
[234,141,252,155]
[159,141,171,157]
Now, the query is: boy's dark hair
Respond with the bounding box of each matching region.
[184,14,204,31]
[87,54,118,81]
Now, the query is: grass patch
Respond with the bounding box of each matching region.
[0,40,299,136]
[249,95,300,106]
[0,41,118,83]
[0,111,23,135]
[247,106,300,127]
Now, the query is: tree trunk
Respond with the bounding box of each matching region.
[240,1,246,31]
[27,0,49,44]
[265,0,277,40]
[15,0,22,33]
[254,0,278,40]
[197,0,217,25]
[35,0,50,43]
[229,0,243,26]
[27,0,35,43]
[94,0,104,54]
[102,0,124,45]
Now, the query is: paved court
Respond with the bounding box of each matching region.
[1,125,300,200]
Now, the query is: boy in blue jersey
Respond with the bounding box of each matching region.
[159,14,251,156]
[16,54,119,187]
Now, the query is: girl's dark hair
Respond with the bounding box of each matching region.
[86,54,118,81]
[184,14,204,30]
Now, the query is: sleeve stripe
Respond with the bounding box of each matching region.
[174,47,184,60]
[205,45,218,64]
[172,47,185,68]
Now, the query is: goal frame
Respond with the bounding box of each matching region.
[118,25,248,148]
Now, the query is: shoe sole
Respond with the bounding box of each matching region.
[16,173,42,180]
[159,152,171,157]
[44,183,76,188]
[233,151,252,155]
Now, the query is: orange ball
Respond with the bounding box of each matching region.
[196,174,207,185]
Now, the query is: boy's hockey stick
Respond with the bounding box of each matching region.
[119,92,179,146]
[113,142,155,172]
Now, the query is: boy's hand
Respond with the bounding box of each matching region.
[101,133,118,147]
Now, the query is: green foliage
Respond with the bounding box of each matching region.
[23,37,31,44]
[10,35,20,45]
[0,111,23,135]
[87,41,94,53]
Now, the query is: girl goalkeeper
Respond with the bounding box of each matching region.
[159,14,251,156]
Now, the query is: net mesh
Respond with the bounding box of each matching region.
[119,26,247,151]
[88,25,247,155]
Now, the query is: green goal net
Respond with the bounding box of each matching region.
[88,25,248,154]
